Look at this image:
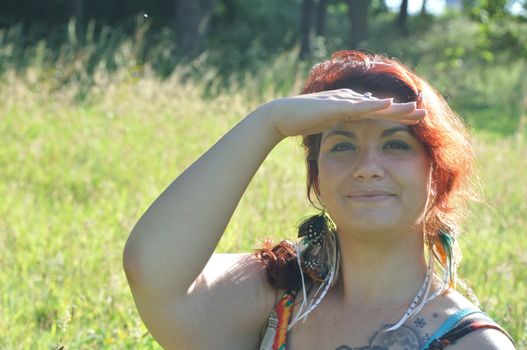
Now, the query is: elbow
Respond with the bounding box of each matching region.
[122,233,142,287]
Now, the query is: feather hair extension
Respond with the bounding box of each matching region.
[438,229,456,288]
[288,214,340,331]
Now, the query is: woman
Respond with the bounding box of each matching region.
[123,51,516,349]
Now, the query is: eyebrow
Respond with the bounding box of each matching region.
[322,126,410,142]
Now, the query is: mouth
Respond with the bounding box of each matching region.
[345,190,396,202]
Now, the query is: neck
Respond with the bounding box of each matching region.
[335,226,429,308]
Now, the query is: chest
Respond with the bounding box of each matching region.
[286,305,443,350]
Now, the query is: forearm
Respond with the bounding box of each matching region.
[123,108,282,299]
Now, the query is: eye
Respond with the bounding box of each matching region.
[383,140,410,150]
[330,143,356,152]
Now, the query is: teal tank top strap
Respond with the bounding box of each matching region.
[421,308,485,350]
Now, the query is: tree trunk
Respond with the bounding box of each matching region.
[420,0,427,16]
[174,0,218,59]
[221,0,237,22]
[72,0,84,42]
[397,0,409,36]
[347,0,369,49]
[299,0,315,59]
[315,0,328,37]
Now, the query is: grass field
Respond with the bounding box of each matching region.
[1,66,526,349]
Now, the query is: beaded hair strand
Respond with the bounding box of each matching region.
[288,212,340,330]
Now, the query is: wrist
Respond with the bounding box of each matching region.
[249,100,287,144]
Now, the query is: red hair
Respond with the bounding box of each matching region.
[254,50,475,290]
[302,50,474,237]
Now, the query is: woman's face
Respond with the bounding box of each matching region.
[317,119,432,237]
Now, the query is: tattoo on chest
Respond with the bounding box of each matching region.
[334,317,432,350]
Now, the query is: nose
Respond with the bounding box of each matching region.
[352,147,385,180]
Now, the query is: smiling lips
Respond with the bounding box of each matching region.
[346,190,396,202]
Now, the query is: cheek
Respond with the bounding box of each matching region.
[317,157,352,208]
[317,168,331,201]
[405,159,432,203]
[317,158,341,200]
[318,157,348,192]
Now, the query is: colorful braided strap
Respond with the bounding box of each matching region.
[260,290,296,350]
[425,317,515,349]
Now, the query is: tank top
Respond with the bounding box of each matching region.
[259,290,515,350]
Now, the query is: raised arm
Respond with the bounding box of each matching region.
[123,109,282,299]
[122,89,425,348]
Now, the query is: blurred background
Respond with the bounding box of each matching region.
[1,0,526,349]
[1,0,526,130]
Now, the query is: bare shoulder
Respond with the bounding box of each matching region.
[424,288,516,350]
[439,288,480,315]
[192,252,271,290]
[187,252,277,310]
[186,252,276,320]
[446,328,516,350]
[158,252,277,349]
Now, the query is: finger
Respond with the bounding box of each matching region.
[363,104,425,120]
[411,109,427,119]
[389,108,426,120]
[396,119,421,125]
[351,91,381,101]
[364,111,424,125]
[399,109,427,120]
[332,88,376,99]
[358,110,426,125]
[346,98,394,115]
[384,102,418,115]
[379,110,426,122]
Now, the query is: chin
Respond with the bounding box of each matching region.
[335,212,419,237]
[348,223,399,236]
[337,218,399,235]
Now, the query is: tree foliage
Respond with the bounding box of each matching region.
[0,0,525,76]
[469,0,527,61]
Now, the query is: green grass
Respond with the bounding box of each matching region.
[1,65,526,350]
